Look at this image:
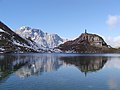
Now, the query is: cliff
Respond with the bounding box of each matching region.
[57,30,119,53]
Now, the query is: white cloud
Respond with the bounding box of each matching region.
[105,15,120,47]
[106,15,120,30]
[103,36,120,47]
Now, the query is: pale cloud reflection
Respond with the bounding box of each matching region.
[108,74,120,90]
[108,79,118,90]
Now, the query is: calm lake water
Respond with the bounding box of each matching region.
[0,53,120,90]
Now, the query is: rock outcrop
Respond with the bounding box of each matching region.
[57,30,118,53]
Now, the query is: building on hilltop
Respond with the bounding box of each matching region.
[80,29,105,47]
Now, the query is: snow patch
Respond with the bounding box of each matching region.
[0,48,5,51]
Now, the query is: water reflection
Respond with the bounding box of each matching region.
[1,54,120,90]
[0,54,29,81]
[15,55,63,78]
[0,54,109,80]
[60,56,108,76]
[0,54,64,80]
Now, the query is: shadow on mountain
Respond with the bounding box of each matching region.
[60,56,108,76]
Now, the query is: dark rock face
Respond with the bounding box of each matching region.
[57,31,119,53]
[74,32,107,47]
[0,21,30,46]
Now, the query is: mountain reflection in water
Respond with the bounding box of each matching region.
[1,54,120,90]
[0,54,29,81]
[0,54,108,81]
[60,56,108,76]
[15,55,63,78]
[0,54,65,80]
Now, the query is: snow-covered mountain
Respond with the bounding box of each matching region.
[1,21,120,54]
[16,26,66,49]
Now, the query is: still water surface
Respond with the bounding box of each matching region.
[0,53,120,90]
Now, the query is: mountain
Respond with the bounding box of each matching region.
[0,21,43,53]
[0,21,119,53]
[57,30,119,53]
[0,21,66,53]
[15,26,66,49]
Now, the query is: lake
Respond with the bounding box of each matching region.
[0,53,120,90]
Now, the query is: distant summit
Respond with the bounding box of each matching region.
[16,26,66,49]
[57,30,118,53]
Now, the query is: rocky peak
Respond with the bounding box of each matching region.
[57,30,111,53]
[16,26,45,38]
[16,26,66,49]
[73,30,107,47]
[20,26,31,30]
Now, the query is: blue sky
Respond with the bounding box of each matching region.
[1,0,120,42]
